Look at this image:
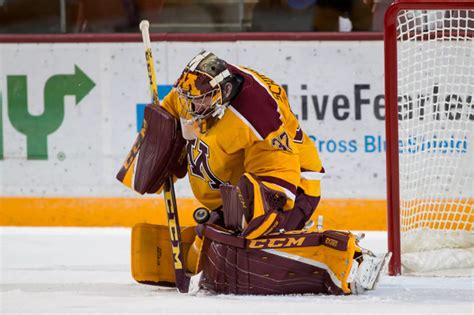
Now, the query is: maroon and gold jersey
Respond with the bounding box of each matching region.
[161,65,324,210]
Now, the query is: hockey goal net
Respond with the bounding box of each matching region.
[384,0,473,276]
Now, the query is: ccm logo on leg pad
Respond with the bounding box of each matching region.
[248,237,306,249]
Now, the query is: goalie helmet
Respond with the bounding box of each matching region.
[175,51,232,135]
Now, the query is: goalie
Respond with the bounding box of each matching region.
[118,50,389,295]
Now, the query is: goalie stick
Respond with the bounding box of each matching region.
[139,20,190,293]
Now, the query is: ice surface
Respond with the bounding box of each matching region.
[1,228,473,314]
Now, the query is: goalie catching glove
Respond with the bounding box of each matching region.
[116,104,187,194]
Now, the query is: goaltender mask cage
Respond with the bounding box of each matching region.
[384,0,473,276]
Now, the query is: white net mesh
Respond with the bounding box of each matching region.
[396,9,474,275]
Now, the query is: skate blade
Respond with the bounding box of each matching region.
[371,252,392,290]
[356,252,391,290]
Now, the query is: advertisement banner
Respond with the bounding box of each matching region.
[0,40,394,228]
[0,41,387,197]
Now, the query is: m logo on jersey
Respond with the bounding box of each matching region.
[187,139,224,190]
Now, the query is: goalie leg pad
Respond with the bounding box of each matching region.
[131,223,196,285]
[186,235,204,274]
[198,225,360,295]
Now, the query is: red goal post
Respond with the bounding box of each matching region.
[384,0,473,276]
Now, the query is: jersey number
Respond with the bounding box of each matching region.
[271,131,292,152]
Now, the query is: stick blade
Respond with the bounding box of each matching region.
[188,271,203,296]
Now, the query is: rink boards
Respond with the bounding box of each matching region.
[1,37,467,229]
